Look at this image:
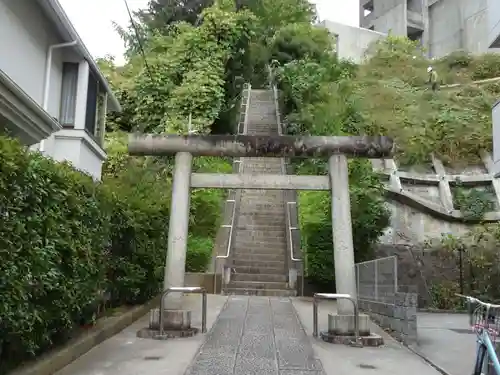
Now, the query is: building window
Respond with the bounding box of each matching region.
[85,73,99,136]
[59,62,79,127]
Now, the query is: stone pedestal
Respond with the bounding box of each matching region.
[328,313,370,336]
[320,314,384,347]
[149,308,192,330]
[137,308,198,339]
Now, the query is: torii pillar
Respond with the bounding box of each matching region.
[129,134,394,314]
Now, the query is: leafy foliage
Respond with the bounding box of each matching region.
[356,36,500,165]
[427,225,500,308]
[0,130,226,372]
[271,17,390,285]
[452,184,495,221]
[103,4,256,135]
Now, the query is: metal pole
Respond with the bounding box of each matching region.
[202,290,207,333]
[313,293,362,347]
[313,297,318,337]
[374,260,379,301]
[356,264,360,299]
[459,245,464,295]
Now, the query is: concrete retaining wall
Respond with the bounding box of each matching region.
[184,272,222,294]
[320,20,387,63]
[359,292,418,347]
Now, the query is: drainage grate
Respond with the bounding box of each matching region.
[358,364,377,369]
[449,328,475,334]
[144,356,162,360]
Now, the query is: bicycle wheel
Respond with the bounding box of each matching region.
[474,344,488,375]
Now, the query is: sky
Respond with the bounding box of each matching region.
[59,0,359,65]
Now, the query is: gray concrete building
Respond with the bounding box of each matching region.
[359,0,500,58]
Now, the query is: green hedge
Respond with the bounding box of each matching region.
[0,136,214,373]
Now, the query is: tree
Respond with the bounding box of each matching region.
[138,0,215,31]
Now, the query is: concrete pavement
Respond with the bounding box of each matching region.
[415,312,476,375]
[54,295,446,375]
[55,294,228,375]
[292,298,443,375]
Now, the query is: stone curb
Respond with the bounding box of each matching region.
[406,345,452,375]
[10,296,160,375]
[418,308,467,314]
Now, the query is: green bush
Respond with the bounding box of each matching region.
[273,22,390,286]
[186,236,213,272]
[299,163,390,285]
[0,137,110,371]
[0,135,221,373]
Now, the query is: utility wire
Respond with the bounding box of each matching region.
[122,0,154,80]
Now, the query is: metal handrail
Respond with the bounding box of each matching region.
[215,83,251,293]
[156,286,207,339]
[267,65,302,265]
[313,293,362,347]
[286,201,301,261]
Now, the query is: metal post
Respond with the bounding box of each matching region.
[202,291,207,332]
[356,264,360,299]
[328,155,357,314]
[164,152,193,309]
[313,293,362,347]
[157,287,207,339]
[393,256,398,297]
[374,260,379,301]
[313,297,318,337]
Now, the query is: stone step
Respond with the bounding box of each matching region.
[240,193,283,200]
[239,208,284,213]
[243,157,283,162]
[228,280,288,289]
[237,214,286,222]
[233,247,286,255]
[223,287,296,297]
[238,212,288,219]
[233,259,285,268]
[235,224,284,232]
[231,273,287,282]
[239,202,285,210]
[241,194,283,202]
[247,128,279,133]
[234,230,286,241]
[232,265,285,274]
[232,253,286,262]
[234,239,286,250]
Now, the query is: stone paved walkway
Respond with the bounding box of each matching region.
[185,296,326,375]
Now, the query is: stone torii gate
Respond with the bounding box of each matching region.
[128,133,393,317]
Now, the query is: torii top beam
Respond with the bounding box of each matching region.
[128,134,394,158]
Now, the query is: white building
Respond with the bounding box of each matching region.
[488,0,500,48]
[0,0,121,180]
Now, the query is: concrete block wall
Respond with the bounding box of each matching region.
[359,292,418,347]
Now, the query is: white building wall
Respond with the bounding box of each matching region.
[0,0,65,118]
[0,0,108,181]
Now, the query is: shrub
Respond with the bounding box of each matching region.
[0,134,221,372]
[0,137,110,371]
[426,225,500,307]
[186,236,213,272]
[299,162,390,285]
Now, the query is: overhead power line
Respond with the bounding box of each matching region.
[122,0,154,80]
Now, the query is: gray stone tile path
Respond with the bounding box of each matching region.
[185,296,326,375]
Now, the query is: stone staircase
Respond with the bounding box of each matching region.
[224,89,296,297]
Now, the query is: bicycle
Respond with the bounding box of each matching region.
[456,294,500,375]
